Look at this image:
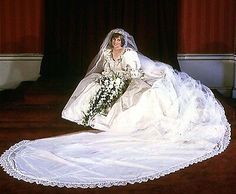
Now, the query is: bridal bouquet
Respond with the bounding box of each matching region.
[82,72,131,126]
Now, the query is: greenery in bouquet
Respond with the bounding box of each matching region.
[82,72,131,126]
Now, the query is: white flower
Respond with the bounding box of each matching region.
[104,80,109,86]
[115,78,121,86]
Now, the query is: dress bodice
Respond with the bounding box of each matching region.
[104,49,124,72]
[102,48,143,78]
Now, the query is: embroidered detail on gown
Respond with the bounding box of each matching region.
[0,40,231,188]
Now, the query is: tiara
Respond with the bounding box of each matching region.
[111,28,127,36]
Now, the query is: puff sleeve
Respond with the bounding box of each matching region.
[123,50,143,78]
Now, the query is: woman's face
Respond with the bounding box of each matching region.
[111,36,122,49]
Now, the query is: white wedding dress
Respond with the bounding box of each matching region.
[0,29,231,188]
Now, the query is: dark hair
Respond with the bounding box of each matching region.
[110,33,125,47]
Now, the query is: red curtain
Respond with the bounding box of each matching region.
[178,0,235,54]
[0,0,44,53]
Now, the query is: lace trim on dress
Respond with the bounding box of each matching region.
[0,121,231,189]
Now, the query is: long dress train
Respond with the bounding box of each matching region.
[0,29,231,188]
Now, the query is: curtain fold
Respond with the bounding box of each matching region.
[40,0,180,79]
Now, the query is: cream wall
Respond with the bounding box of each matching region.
[0,54,42,91]
[178,54,235,97]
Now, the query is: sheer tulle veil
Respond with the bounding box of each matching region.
[86,28,138,75]
[86,28,167,78]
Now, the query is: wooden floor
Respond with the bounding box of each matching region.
[0,78,236,194]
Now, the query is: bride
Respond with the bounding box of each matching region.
[0,28,231,188]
